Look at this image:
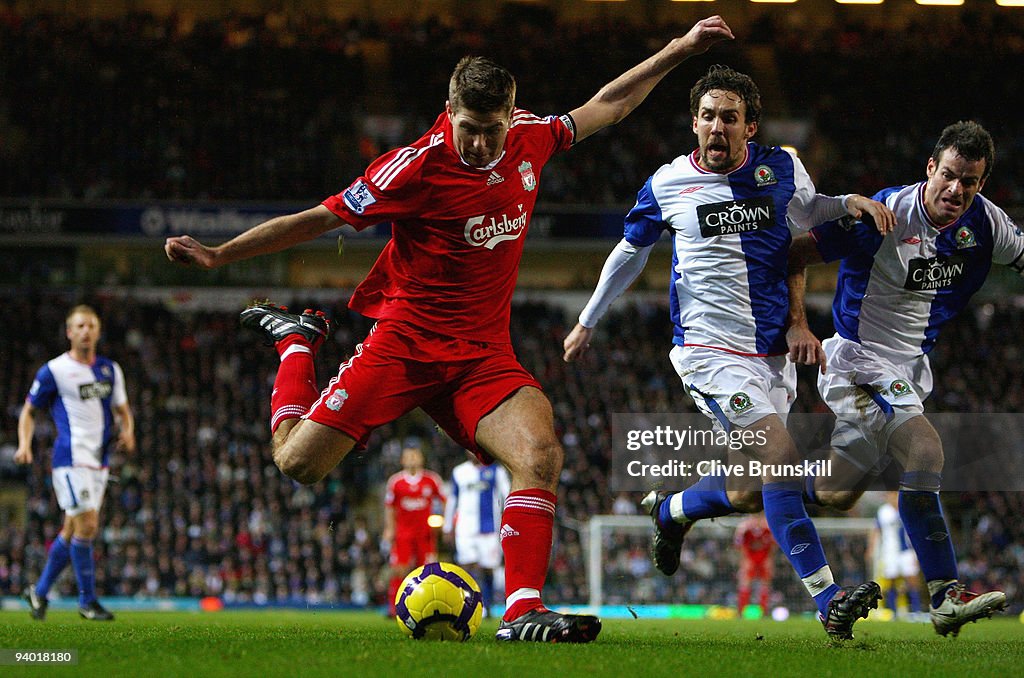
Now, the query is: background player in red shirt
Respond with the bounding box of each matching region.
[383,442,445,616]
[165,15,735,643]
[735,514,775,618]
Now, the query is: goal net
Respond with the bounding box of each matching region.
[586,515,876,615]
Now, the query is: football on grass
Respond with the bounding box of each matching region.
[395,562,484,641]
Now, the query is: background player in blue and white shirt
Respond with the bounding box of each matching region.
[788,121,1017,637]
[15,304,135,621]
[443,454,511,615]
[563,64,895,640]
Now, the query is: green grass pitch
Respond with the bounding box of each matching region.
[1,610,1021,677]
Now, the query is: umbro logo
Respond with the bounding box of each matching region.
[499,523,519,540]
[902,236,922,245]
[679,185,704,195]
[487,171,504,186]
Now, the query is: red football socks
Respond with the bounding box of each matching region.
[270,337,319,433]
[501,488,556,621]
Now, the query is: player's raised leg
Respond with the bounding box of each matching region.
[476,387,601,643]
[641,446,761,576]
[240,303,357,484]
[888,417,1006,637]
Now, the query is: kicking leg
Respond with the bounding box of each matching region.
[240,303,356,484]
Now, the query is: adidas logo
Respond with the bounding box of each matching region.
[487,171,504,186]
[499,523,519,540]
[261,317,292,330]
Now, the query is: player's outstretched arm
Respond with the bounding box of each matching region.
[14,402,36,465]
[563,238,655,362]
[569,16,734,143]
[786,235,826,374]
[164,205,345,269]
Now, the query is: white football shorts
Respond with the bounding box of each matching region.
[670,345,797,431]
[818,335,931,474]
[877,548,921,580]
[455,533,502,570]
[52,466,109,517]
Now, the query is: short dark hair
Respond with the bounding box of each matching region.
[689,64,762,124]
[448,56,516,115]
[932,121,995,180]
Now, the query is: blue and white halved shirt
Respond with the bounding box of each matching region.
[584,143,848,357]
[812,183,1024,360]
[27,353,128,468]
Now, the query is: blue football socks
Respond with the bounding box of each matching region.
[36,535,71,598]
[898,471,957,608]
[660,471,734,527]
[70,537,97,607]
[763,482,839,616]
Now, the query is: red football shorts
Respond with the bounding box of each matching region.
[303,320,541,460]
[390,530,437,568]
[741,556,772,581]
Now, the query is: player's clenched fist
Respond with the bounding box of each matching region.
[165,235,215,269]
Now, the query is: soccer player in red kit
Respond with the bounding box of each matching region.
[735,514,775,618]
[165,15,735,643]
[383,443,445,616]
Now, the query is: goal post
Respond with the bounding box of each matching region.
[586,515,876,610]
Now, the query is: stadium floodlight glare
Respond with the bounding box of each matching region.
[996,0,1024,5]
[915,0,963,4]
[750,0,798,3]
[835,0,883,4]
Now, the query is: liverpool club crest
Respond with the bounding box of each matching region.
[519,161,536,192]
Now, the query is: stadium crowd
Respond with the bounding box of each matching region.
[2,7,1024,206]
[1,292,1021,612]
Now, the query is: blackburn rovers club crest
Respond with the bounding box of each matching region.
[729,392,753,413]
[955,226,976,249]
[754,164,777,187]
[518,161,536,192]
[890,380,911,397]
[325,388,349,411]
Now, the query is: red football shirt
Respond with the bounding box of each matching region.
[737,519,775,564]
[322,109,575,344]
[385,470,445,538]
